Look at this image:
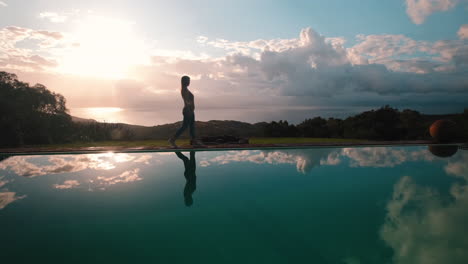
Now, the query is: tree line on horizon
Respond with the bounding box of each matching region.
[264,106,468,141]
[0,71,467,147]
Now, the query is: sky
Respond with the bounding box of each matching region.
[0,0,467,125]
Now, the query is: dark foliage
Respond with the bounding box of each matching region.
[264,105,468,141]
[264,120,299,137]
[0,71,72,146]
[0,72,135,147]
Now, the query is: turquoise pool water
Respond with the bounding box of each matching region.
[1,146,467,263]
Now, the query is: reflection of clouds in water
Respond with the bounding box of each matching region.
[320,151,341,165]
[0,157,43,177]
[133,155,152,164]
[200,149,336,173]
[0,153,153,177]
[0,191,26,210]
[200,147,438,172]
[0,176,9,188]
[0,153,153,197]
[342,147,435,168]
[445,152,468,181]
[52,169,142,191]
[0,175,24,210]
[53,180,80,189]
[381,176,468,264]
[95,168,142,186]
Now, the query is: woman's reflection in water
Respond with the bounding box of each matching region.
[175,151,197,207]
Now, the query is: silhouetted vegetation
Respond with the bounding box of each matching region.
[0,71,72,146]
[264,120,299,137]
[1,71,467,147]
[265,105,467,141]
[0,71,133,147]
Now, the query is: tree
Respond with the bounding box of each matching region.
[0,71,72,146]
[297,117,329,137]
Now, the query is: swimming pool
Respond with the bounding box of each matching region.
[1,146,467,263]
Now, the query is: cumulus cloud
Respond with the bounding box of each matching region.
[458,24,468,39]
[381,176,468,263]
[5,26,468,125]
[39,12,68,23]
[405,0,461,24]
[195,28,468,98]
[351,34,429,62]
[0,26,65,72]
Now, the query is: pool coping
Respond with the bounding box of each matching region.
[0,141,466,156]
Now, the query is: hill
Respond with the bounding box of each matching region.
[71,116,97,123]
[72,119,268,140]
[70,106,467,142]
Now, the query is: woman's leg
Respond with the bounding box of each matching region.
[173,114,189,140]
[189,112,196,140]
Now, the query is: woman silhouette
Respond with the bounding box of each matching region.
[168,76,202,148]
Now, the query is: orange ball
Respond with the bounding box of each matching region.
[429,119,457,143]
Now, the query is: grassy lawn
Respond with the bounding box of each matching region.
[10,137,362,149]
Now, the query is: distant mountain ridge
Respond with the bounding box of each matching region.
[71,116,97,123]
[70,106,468,142]
[71,116,267,139]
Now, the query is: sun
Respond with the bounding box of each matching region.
[57,15,149,79]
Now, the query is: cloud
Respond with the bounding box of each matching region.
[5,26,468,125]
[39,12,68,23]
[405,0,461,24]
[342,147,436,168]
[53,180,80,189]
[381,176,468,263]
[0,154,152,192]
[0,156,44,177]
[199,147,444,174]
[201,29,468,96]
[351,34,430,62]
[119,28,467,124]
[0,153,152,178]
[0,176,9,187]
[0,191,26,210]
[95,168,142,186]
[0,26,65,72]
[133,155,152,164]
[200,149,339,174]
[458,24,468,39]
[0,1,7,7]
[444,152,468,180]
